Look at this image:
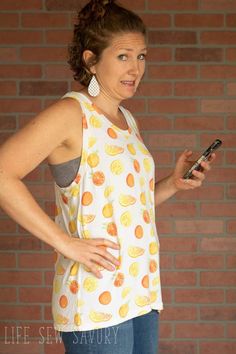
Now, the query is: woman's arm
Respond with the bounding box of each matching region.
[0,98,119,278]
[154,150,215,207]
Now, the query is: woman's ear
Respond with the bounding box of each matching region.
[82,50,96,74]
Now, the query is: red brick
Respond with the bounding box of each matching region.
[45,64,74,79]
[175,254,224,269]
[227,82,236,96]
[138,116,172,131]
[149,0,198,10]
[0,13,19,27]
[141,14,171,28]
[0,342,42,354]
[138,82,172,97]
[202,100,236,113]
[159,322,172,338]
[161,237,197,252]
[19,252,54,268]
[227,116,236,129]
[0,218,17,233]
[123,99,145,114]
[201,237,236,252]
[152,151,174,166]
[161,306,197,321]
[227,220,236,233]
[0,115,16,130]
[176,48,222,62]
[149,99,197,114]
[160,341,197,354]
[0,271,42,285]
[0,305,41,320]
[175,220,224,234]
[227,324,236,338]
[148,133,196,148]
[0,0,42,10]
[175,289,224,303]
[176,185,224,200]
[175,116,225,132]
[20,47,67,62]
[201,133,236,149]
[0,99,41,113]
[20,81,68,96]
[0,48,18,62]
[176,323,224,338]
[0,236,41,251]
[148,65,197,79]
[0,82,17,96]
[201,203,236,216]
[200,306,236,321]
[200,342,236,354]
[226,290,236,303]
[175,83,223,96]
[226,48,236,61]
[201,271,236,286]
[0,132,12,144]
[156,219,173,234]
[0,253,16,268]
[19,287,52,303]
[23,167,42,182]
[227,14,236,27]
[175,14,224,27]
[45,271,54,285]
[162,288,172,303]
[0,288,17,302]
[147,47,172,62]
[0,31,43,45]
[22,13,69,28]
[160,254,173,269]
[227,255,236,269]
[201,65,236,79]
[201,31,236,45]
[201,0,236,11]
[148,31,197,45]
[45,30,72,45]
[226,151,236,164]
[0,65,41,79]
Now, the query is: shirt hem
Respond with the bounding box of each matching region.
[54,302,164,332]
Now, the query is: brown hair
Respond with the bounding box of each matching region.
[68,0,146,86]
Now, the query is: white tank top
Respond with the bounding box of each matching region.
[52,92,163,331]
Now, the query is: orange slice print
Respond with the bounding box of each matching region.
[141,275,149,288]
[107,127,118,139]
[87,152,100,168]
[105,144,124,156]
[133,159,140,173]
[59,295,68,308]
[92,171,105,186]
[149,259,158,273]
[81,191,93,206]
[106,222,117,236]
[114,272,124,287]
[126,173,135,187]
[135,225,143,239]
[69,280,79,294]
[99,291,112,305]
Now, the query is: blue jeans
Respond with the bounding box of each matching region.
[61,310,159,354]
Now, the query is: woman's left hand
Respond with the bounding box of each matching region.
[171,149,216,191]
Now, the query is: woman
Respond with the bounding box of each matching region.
[0,1,215,353]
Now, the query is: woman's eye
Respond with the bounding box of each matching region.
[138,53,146,60]
[118,54,128,61]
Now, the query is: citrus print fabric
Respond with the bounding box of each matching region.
[52,92,163,331]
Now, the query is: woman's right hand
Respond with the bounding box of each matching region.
[58,237,120,278]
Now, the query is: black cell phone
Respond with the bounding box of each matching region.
[183,139,222,179]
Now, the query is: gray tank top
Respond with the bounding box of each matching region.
[48,156,81,188]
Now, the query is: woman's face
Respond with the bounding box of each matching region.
[92,32,147,102]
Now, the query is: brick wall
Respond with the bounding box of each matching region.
[0,0,235,353]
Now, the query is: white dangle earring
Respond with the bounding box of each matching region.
[88,75,100,97]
